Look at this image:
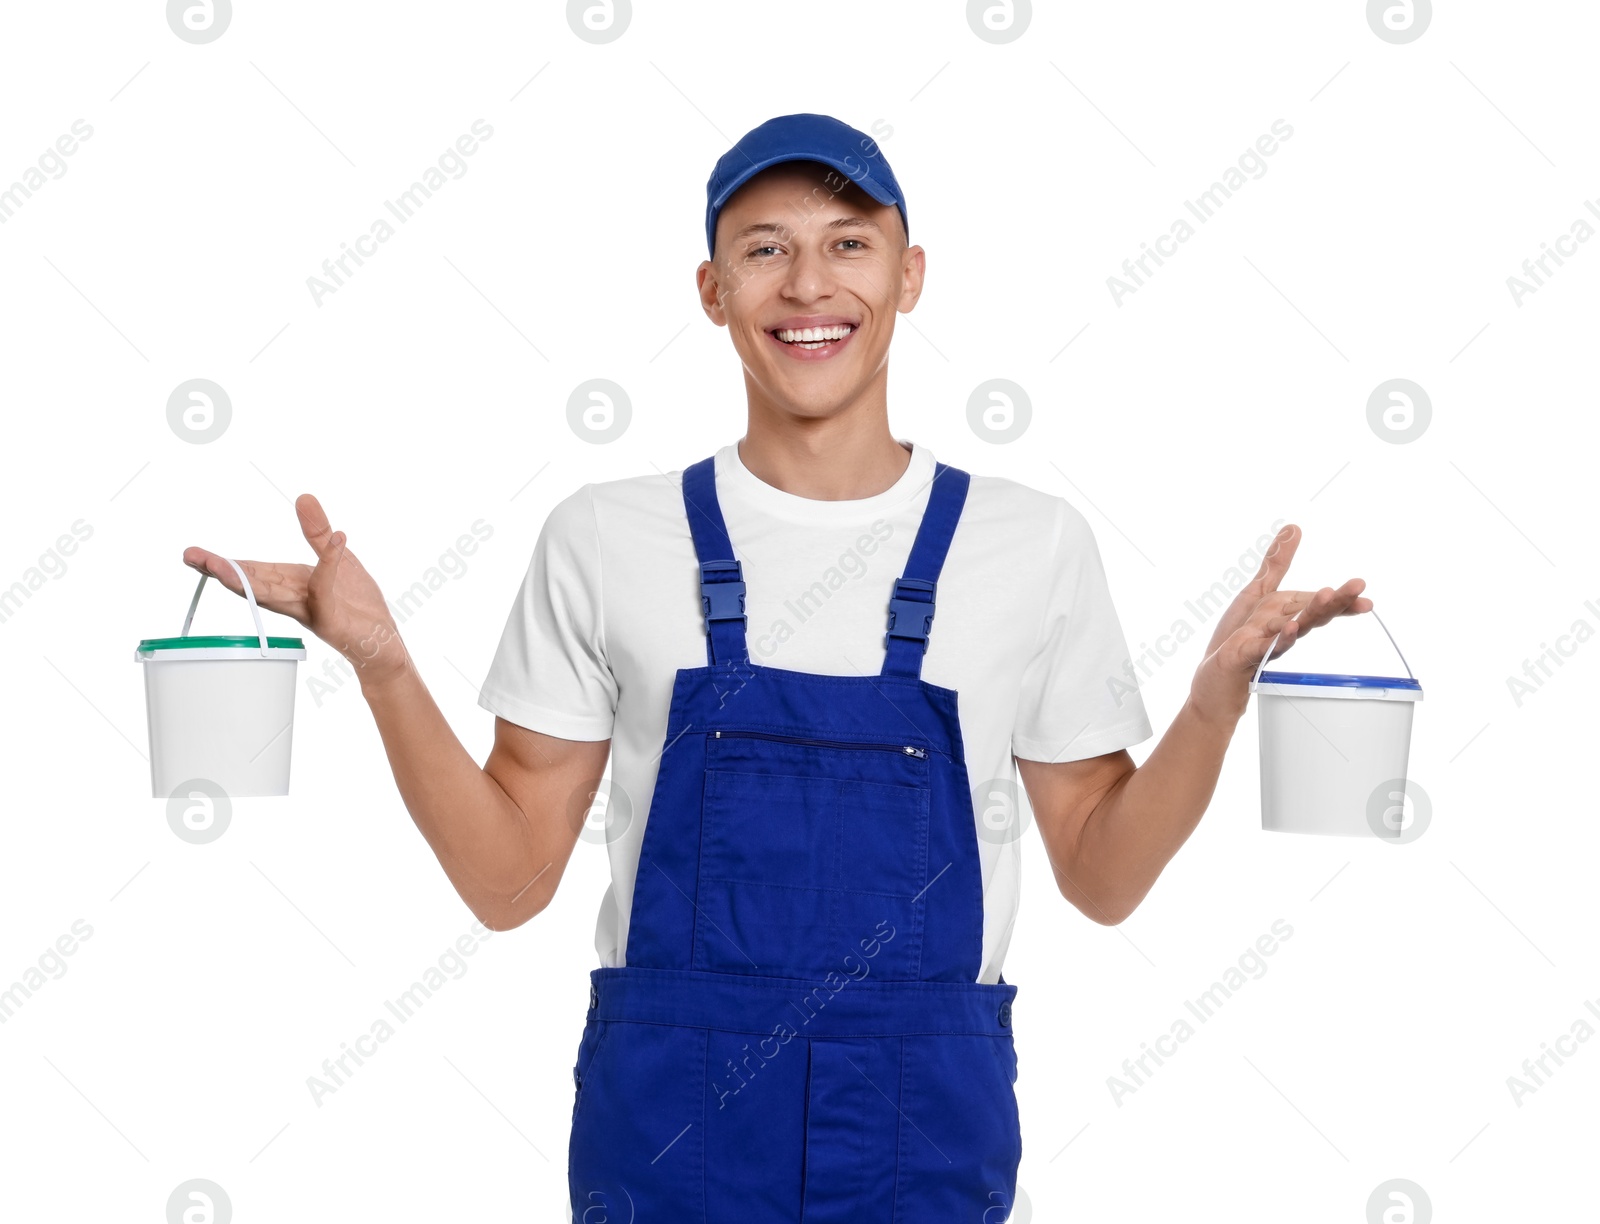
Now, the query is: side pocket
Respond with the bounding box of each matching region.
[570,1023,707,1220]
[999,1034,1021,1162]
[572,1019,611,1120]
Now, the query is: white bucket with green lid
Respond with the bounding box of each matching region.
[1249,609,1422,838]
[135,558,306,798]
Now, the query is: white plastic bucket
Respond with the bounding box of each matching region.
[136,558,306,799]
[1248,609,1422,837]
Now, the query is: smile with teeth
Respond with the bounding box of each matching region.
[774,324,855,348]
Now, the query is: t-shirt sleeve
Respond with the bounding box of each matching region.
[1011,497,1154,763]
[477,484,617,741]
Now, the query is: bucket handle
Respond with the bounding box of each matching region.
[182,557,271,657]
[1250,605,1414,689]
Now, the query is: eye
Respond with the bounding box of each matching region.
[838,238,866,250]
[747,245,781,258]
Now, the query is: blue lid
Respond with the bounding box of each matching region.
[1256,670,1421,690]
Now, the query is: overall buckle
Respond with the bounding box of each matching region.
[885,577,936,652]
[699,559,747,624]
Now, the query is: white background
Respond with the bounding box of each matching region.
[1,2,1594,1221]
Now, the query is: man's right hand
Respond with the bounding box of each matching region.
[183,492,409,689]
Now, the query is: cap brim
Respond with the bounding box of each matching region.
[711,151,897,212]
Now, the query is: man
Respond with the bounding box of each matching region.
[184,113,1370,1219]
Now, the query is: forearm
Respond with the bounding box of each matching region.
[358,657,542,923]
[1054,522,1367,923]
[1071,696,1241,923]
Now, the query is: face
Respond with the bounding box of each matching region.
[697,161,924,421]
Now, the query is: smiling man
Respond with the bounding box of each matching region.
[708,174,900,400]
[183,113,1372,1221]
[511,113,1369,1219]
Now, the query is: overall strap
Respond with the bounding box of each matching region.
[681,455,749,666]
[882,462,971,679]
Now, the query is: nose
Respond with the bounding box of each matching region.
[779,235,837,304]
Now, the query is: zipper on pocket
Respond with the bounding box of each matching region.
[711,729,927,759]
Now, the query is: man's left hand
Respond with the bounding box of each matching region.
[1189,523,1373,727]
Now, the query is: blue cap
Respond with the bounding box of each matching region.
[705,113,908,259]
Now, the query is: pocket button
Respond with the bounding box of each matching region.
[998,1001,1011,1027]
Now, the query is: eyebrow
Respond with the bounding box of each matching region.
[730,215,884,242]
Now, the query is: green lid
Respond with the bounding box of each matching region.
[138,635,306,651]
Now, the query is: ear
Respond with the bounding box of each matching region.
[897,244,926,313]
[697,260,729,327]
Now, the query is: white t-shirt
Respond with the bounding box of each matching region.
[478,438,1153,983]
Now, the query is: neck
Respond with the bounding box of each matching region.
[738,376,910,501]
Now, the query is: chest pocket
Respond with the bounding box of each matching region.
[694,731,932,981]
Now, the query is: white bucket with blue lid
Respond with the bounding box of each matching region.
[1248,609,1422,837]
[135,558,306,799]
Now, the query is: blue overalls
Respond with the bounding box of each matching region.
[568,454,1022,1222]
